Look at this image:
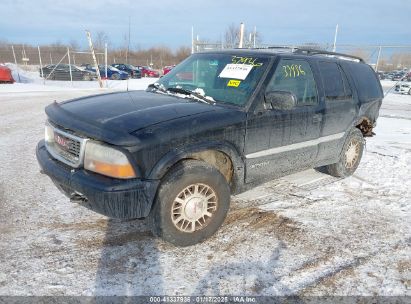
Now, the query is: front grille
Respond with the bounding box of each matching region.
[45,123,88,168]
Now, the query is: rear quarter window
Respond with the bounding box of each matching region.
[346,62,383,101]
[318,61,351,100]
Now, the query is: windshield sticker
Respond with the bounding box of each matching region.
[231,56,263,67]
[209,60,219,66]
[219,64,253,80]
[227,80,241,87]
[283,64,306,78]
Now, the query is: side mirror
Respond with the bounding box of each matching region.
[265,91,297,110]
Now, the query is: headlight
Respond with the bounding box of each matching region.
[45,123,54,143]
[84,141,136,179]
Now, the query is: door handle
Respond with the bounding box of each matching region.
[312,114,322,123]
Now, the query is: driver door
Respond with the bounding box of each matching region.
[245,58,322,183]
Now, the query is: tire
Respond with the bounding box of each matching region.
[149,160,230,246]
[325,128,364,178]
[110,73,120,80]
[82,74,91,81]
[408,88,411,95]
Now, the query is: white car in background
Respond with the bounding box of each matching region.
[395,82,411,95]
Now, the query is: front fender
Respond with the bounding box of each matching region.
[148,141,245,194]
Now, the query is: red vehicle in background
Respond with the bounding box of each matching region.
[136,66,160,78]
[163,65,175,75]
[0,65,15,83]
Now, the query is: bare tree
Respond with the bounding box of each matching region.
[391,53,411,69]
[175,46,191,62]
[349,49,370,61]
[224,23,240,48]
[94,31,109,51]
[69,39,80,51]
[224,23,262,48]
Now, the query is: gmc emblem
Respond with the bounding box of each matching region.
[54,134,68,148]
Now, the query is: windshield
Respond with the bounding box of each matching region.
[155,53,270,106]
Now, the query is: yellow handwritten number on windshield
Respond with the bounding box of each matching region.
[231,56,263,67]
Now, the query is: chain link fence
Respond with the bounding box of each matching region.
[0,44,190,72]
[193,41,411,71]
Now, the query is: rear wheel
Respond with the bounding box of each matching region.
[408,88,411,95]
[110,73,120,80]
[149,160,230,246]
[325,128,364,177]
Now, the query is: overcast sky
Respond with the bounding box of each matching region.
[1,0,410,49]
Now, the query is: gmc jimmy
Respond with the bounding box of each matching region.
[36,48,383,246]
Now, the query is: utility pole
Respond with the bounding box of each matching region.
[11,45,21,82]
[85,30,103,88]
[67,47,73,85]
[375,46,382,71]
[38,46,44,84]
[105,43,108,86]
[332,24,339,52]
[253,26,257,48]
[191,26,194,54]
[238,22,245,48]
[126,16,131,64]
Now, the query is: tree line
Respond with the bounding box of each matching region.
[0,37,191,70]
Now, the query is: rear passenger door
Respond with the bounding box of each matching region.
[316,61,357,163]
[245,58,322,183]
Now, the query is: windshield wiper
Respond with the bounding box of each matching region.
[167,87,215,105]
[147,82,167,93]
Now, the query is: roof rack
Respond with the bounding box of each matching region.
[248,46,365,62]
[293,48,365,63]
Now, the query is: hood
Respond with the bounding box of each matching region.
[45,90,218,146]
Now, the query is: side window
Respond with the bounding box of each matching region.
[318,61,351,100]
[267,59,318,106]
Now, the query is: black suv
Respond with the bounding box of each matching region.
[36,48,383,246]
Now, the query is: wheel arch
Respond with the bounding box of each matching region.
[148,141,245,194]
[354,98,382,137]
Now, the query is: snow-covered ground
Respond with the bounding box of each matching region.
[0,81,409,296]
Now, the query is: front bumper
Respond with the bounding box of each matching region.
[36,140,159,219]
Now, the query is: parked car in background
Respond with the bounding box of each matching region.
[40,64,97,81]
[81,64,129,80]
[163,65,175,75]
[395,82,411,94]
[0,65,14,83]
[111,64,141,79]
[391,72,407,81]
[136,66,160,78]
[376,72,385,80]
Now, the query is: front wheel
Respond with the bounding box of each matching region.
[325,128,364,177]
[149,160,230,246]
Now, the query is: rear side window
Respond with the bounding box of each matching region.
[346,62,383,101]
[318,61,351,100]
[267,59,318,106]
